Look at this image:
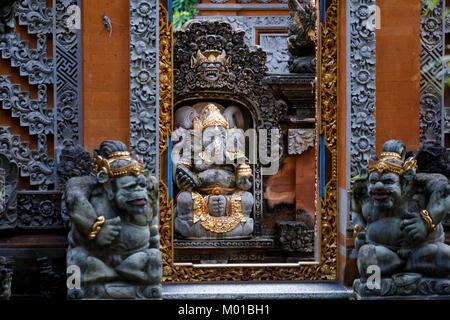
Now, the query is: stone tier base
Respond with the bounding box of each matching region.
[162,282,353,300]
[69,283,162,300]
[354,273,450,299]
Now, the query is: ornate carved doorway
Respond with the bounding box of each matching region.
[159,0,339,282]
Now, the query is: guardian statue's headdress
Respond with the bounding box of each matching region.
[368,152,417,176]
[92,151,146,178]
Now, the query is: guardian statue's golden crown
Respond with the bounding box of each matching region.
[368,152,417,176]
[92,151,146,178]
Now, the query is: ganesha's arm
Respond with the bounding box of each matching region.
[65,176,98,236]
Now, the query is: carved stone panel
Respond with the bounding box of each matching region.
[195,16,291,74]
[276,221,313,253]
[348,0,376,181]
[288,128,315,155]
[420,0,445,145]
[0,256,13,300]
[0,0,83,228]
[174,20,288,130]
[0,168,4,212]
[54,0,84,173]
[129,0,159,176]
[260,33,290,73]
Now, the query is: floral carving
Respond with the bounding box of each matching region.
[288,129,315,155]
[420,0,445,145]
[130,0,159,175]
[349,0,376,182]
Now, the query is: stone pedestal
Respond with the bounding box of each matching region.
[70,282,162,300]
[353,273,450,300]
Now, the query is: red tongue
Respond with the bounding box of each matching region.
[373,191,388,200]
[130,199,146,206]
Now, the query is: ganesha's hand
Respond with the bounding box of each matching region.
[207,196,227,217]
[400,212,428,243]
[236,176,252,190]
[95,217,121,246]
[175,166,199,191]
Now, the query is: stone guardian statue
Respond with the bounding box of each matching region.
[352,139,450,298]
[65,141,162,299]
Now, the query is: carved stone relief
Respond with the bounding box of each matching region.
[17,192,62,228]
[276,221,313,253]
[260,33,290,73]
[0,256,13,300]
[445,7,450,145]
[287,0,316,73]
[0,0,83,229]
[195,16,291,73]
[174,20,288,241]
[348,0,376,182]
[175,20,288,130]
[0,1,16,34]
[420,0,445,145]
[0,152,17,228]
[54,0,83,171]
[287,128,315,155]
[129,0,159,176]
[0,168,4,212]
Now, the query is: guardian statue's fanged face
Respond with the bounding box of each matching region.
[190,50,231,82]
[92,151,149,215]
[367,151,417,208]
[113,174,149,215]
[368,172,402,208]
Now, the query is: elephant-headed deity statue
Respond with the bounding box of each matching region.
[172,102,254,239]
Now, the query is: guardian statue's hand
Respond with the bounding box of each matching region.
[400,212,428,243]
[95,217,121,246]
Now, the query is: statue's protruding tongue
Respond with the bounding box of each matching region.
[128,199,147,206]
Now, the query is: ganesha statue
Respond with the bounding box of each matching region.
[172,102,254,239]
[352,140,450,298]
[65,140,162,299]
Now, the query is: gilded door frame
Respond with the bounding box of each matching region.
[158,0,339,282]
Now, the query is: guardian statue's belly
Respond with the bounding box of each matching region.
[366,217,408,248]
[113,223,150,254]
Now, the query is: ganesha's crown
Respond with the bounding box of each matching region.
[368,152,417,176]
[195,104,229,131]
[92,151,146,178]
